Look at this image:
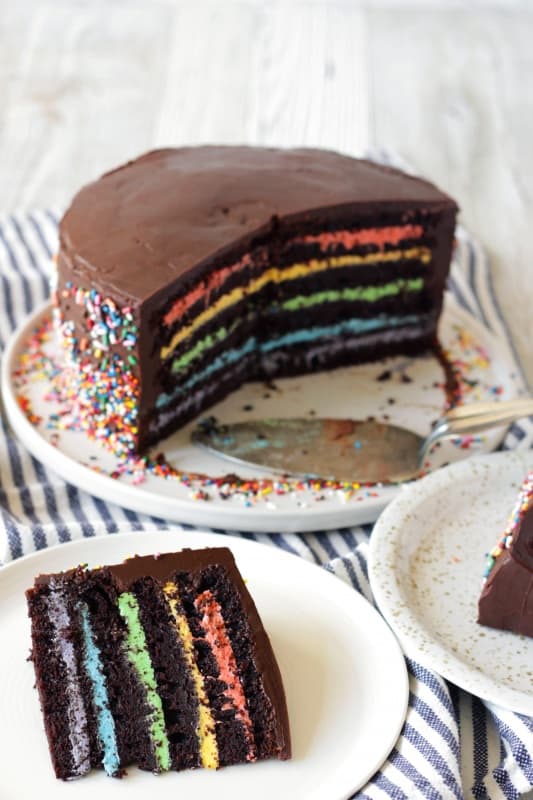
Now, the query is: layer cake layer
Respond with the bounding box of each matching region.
[27,548,291,780]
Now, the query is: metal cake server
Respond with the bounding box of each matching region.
[192,398,533,484]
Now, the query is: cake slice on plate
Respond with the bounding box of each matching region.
[478,471,533,637]
[26,548,290,780]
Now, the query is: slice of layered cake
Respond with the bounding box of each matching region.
[478,471,533,637]
[55,146,458,456]
[26,548,290,780]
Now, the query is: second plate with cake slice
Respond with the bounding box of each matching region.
[369,450,533,716]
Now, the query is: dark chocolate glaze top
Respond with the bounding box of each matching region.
[105,547,248,586]
[60,146,458,303]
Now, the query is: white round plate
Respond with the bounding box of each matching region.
[1,295,522,532]
[0,530,407,799]
[369,450,533,715]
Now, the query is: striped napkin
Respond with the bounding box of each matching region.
[0,207,532,800]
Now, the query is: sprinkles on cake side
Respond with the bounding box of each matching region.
[478,471,533,637]
[55,146,458,457]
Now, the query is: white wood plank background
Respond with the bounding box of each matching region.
[0,0,532,389]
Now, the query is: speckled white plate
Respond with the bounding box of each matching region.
[0,530,408,799]
[369,450,533,715]
[1,295,523,532]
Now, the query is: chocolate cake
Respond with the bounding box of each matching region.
[26,547,290,780]
[55,146,458,456]
[478,471,533,637]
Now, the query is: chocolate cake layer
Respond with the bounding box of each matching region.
[127,577,200,770]
[80,571,156,772]
[56,146,458,455]
[26,547,290,780]
[27,574,93,780]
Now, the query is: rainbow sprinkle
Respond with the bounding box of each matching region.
[53,283,140,457]
[483,471,533,579]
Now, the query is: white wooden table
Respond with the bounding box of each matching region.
[1,0,532,388]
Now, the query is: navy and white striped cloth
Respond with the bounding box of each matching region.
[0,209,532,800]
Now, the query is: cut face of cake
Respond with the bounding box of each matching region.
[55,146,458,456]
[478,471,533,637]
[26,548,290,780]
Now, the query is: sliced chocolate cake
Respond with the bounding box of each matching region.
[478,471,533,637]
[26,548,290,780]
[55,146,458,455]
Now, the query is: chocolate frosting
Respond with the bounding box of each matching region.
[59,146,458,303]
[478,507,533,637]
[104,547,238,587]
